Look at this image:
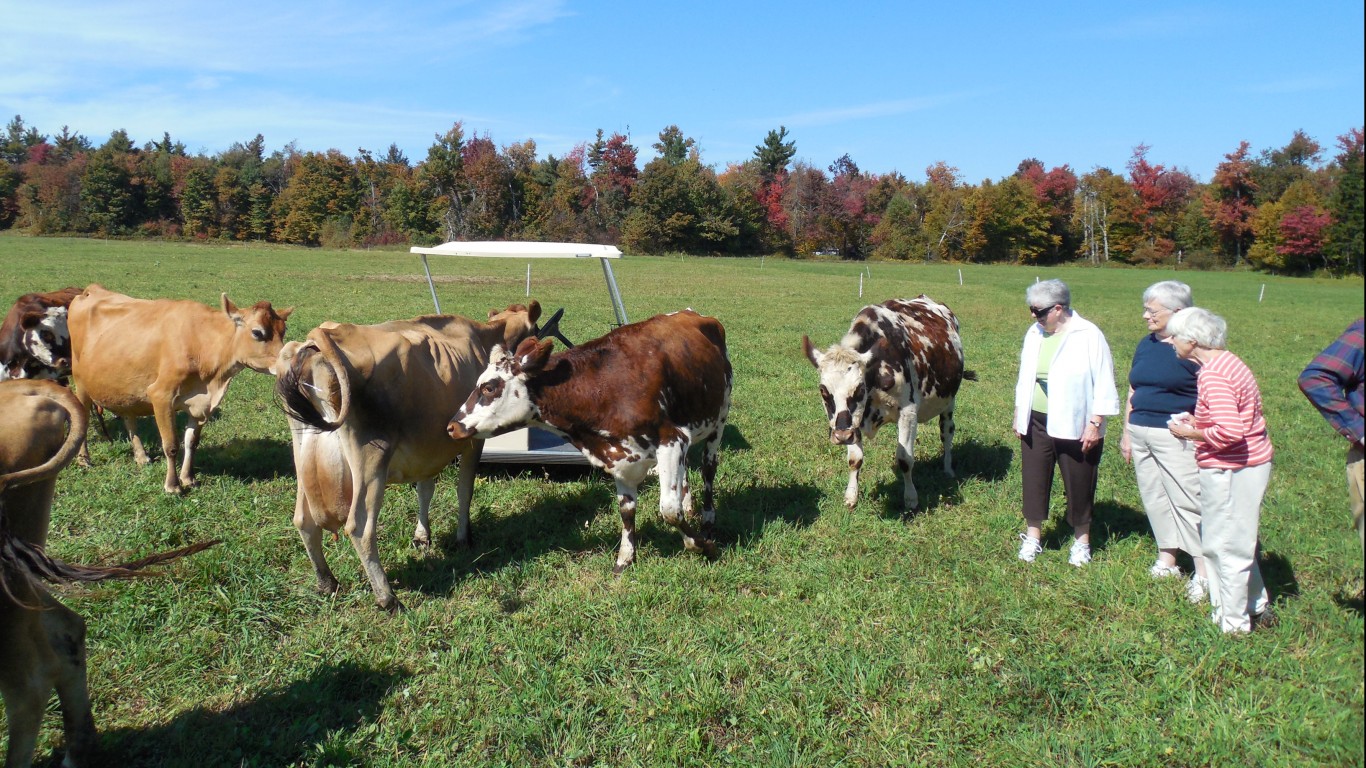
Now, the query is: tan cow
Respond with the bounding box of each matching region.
[2,380,216,767]
[67,284,292,494]
[276,303,541,613]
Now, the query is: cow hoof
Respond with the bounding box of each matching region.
[845,500,857,511]
[700,539,720,561]
[317,579,340,596]
[379,597,406,614]
[77,455,93,468]
[411,534,430,550]
[612,561,632,576]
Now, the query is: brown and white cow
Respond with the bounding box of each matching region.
[0,286,84,383]
[802,295,975,513]
[1,380,216,768]
[448,310,732,574]
[275,303,542,613]
[67,284,292,494]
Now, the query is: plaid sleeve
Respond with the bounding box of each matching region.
[1298,319,1365,445]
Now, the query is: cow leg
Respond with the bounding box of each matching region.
[294,483,339,595]
[451,439,483,549]
[699,421,725,537]
[657,439,718,562]
[612,462,649,574]
[148,396,183,495]
[43,596,96,768]
[844,439,864,510]
[411,480,435,550]
[72,386,96,468]
[176,417,206,490]
[1,664,44,768]
[346,474,401,613]
[896,406,921,512]
[122,415,149,466]
[939,406,957,478]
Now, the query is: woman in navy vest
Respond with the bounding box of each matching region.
[1120,281,1207,603]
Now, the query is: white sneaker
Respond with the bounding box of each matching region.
[1068,539,1091,567]
[1186,575,1208,604]
[1017,533,1043,562]
[1149,561,1182,579]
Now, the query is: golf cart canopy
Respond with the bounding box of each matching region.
[408,241,627,465]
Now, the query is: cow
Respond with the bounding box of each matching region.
[801,296,975,513]
[275,303,543,613]
[0,286,84,383]
[67,284,292,494]
[448,309,732,575]
[0,380,215,768]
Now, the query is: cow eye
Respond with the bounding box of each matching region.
[851,384,866,404]
[251,328,267,341]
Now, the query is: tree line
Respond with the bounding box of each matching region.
[1,116,1360,274]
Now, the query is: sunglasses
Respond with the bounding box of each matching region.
[1029,304,1058,320]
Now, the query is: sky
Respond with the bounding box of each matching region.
[2,1,1362,184]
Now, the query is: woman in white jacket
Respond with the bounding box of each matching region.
[1014,279,1120,566]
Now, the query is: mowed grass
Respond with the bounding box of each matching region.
[2,233,1363,767]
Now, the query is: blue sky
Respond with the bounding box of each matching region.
[2,1,1362,183]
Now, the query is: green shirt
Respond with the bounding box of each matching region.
[1032,330,1066,412]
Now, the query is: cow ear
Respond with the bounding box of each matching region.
[276,306,294,321]
[526,300,542,323]
[221,293,243,325]
[513,337,553,375]
[18,309,42,329]
[801,335,823,368]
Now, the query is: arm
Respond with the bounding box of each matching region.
[1297,328,1365,445]
[1120,387,1135,462]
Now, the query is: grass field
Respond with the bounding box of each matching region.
[2,233,1363,768]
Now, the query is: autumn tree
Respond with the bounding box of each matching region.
[272,149,360,246]
[625,128,738,253]
[1252,129,1322,205]
[420,122,470,241]
[1125,144,1196,262]
[1015,159,1078,262]
[1325,128,1364,274]
[587,131,639,241]
[1205,141,1258,263]
[920,162,971,261]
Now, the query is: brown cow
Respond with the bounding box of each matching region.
[67,284,292,494]
[448,309,732,574]
[275,303,541,613]
[0,286,84,383]
[1,380,216,768]
[802,295,975,513]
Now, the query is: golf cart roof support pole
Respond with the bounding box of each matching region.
[601,257,628,327]
[420,253,443,313]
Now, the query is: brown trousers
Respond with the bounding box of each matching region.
[1020,410,1102,527]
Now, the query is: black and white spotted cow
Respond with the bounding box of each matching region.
[801,295,975,512]
[0,287,83,383]
[448,309,732,574]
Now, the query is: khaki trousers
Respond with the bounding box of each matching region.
[1129,423,1203,567]
[1200,462,1272,634]
[1348,443,1364,553]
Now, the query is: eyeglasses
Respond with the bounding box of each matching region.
[1029,304,1058,320]
[1142,306,1170,317]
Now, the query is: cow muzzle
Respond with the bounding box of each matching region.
[830,428,858,445]
[448,418,474,441]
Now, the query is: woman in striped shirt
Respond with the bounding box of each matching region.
[1165,308,1274,634]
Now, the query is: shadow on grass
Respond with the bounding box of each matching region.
[196,438,294,482]
[1333,586,1364,618]
[388,473,821,598]
[1033,500,1152,555]
[93,661,407,768]
[861,438,1014,519]
[1260,547,1301,601]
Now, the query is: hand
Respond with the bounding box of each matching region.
[1119,430,1132,463]
[1081,423,1102,453]
[1169,422,1201,441]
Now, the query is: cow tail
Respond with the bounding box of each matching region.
[277,331,351,431]
[0,386,88,496]
[1,531,219,609]
[962,370,979,382]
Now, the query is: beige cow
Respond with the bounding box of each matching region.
[67,284,292,494]
[276,303,541,613]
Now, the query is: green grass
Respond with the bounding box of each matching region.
[2,233,1363,767]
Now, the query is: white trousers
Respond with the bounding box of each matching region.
[1129,424,1203,567]
[1200,463,1272,633]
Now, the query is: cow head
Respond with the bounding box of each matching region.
[223,294,293,374]
[18,306,72,380]
[488,300,542,351]
[802,335,892,446]
[448,336,554,440]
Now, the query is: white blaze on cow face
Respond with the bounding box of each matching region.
[805,341,873,445]
[449,342,542,439]
[23,307,70,372]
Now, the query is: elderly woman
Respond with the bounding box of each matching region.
[1166,307,1274,634]
[1120,281,1208,602]
[1013,279,1120,566]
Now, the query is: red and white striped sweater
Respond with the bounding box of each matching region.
[1193,351,1274,469]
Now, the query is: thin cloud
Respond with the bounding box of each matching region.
[756,94,976,129]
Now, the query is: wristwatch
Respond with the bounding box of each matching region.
[1088,418,1103,428]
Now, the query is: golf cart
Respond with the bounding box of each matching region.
[409,241,628,465]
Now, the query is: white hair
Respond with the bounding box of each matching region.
[1142,280,1193,311]
[1166,307,1227,349]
